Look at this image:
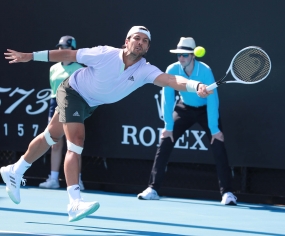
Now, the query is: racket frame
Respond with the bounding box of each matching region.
[206,46,272,91]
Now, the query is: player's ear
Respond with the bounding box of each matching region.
[125,37,131,47]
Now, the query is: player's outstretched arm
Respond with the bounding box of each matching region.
[4,49,78,64]
[154,73,213,98]
[4,49,32,63]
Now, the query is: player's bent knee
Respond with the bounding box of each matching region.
[67,140,83,155]
[43,128,57,146]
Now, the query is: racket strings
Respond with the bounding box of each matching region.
[232,48,271,83]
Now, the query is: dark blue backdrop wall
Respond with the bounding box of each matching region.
[0,0,284,169]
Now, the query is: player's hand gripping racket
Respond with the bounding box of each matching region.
[206,46,271,91]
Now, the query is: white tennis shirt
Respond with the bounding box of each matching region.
[69,45,163,107]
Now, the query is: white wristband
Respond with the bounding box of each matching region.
[33,50,49,62]
[186,80,200,92]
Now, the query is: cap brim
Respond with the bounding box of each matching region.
[56,43,69,48]
[169,49,194,53]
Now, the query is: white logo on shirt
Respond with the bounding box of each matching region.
[73,111,80,116]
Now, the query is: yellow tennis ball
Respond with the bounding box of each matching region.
[194,46,206,57]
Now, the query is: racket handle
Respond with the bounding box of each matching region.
[206,83,218,91]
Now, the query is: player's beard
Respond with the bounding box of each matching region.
[130,48,146,60]
[131,52,146,60]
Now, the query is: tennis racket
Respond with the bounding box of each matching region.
[206,46,271,91]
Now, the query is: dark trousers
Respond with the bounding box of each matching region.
[148,101,233,195]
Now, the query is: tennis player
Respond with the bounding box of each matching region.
[39,35,85,190]
[1,26,213,222]
[137,37,237,205]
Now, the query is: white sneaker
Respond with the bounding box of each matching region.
[137,187,160,200]
[0,164,26,204]
[79,178,85,191]
[39,175,60,189]
[67,199,100,222]
[221,192,237,205]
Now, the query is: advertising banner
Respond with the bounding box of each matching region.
[1,0,285,169]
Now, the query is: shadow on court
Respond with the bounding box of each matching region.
[160,199,285,213]
[25,222,285,236]
[28,222,191,236]
[0,206,285,235]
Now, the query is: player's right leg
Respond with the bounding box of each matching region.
[0,112,64,204]
[55,77,99,221]
[78,156,85,190]
[61,123,99,222]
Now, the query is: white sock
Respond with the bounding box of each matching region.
[67,184,81,203]
[13,156,32,175]
[50,171,59,180]
[79,173,82,181]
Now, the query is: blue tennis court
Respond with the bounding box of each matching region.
[0,185,284,236]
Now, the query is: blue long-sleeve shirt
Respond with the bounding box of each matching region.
[162,60,220,135]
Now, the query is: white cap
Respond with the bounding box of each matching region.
[126,26,151,41]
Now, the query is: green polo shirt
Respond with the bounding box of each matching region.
[49,62,83,98]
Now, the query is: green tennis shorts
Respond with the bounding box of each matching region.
[55,78,98,123]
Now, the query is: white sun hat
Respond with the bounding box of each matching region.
[170,37,196,53]
[126,26,151,41]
